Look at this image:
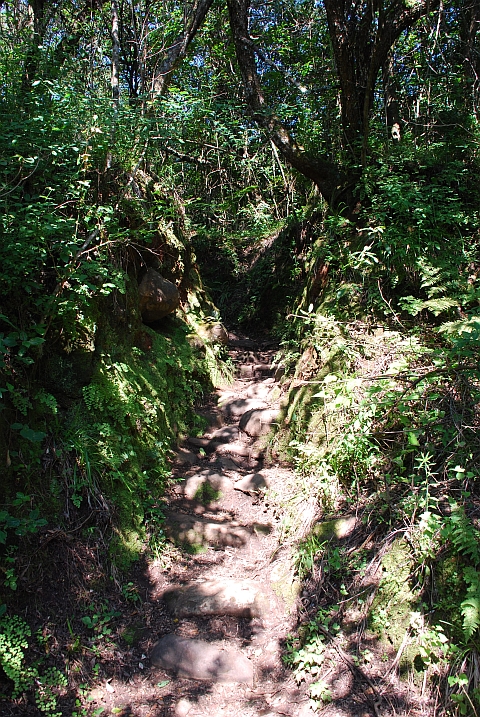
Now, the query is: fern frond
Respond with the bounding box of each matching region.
[422,297,458,316]
[461,596,480,640]
[441,503,480,566]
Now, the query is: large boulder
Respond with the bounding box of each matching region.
[138,268,180,323]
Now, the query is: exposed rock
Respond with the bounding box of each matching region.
[195,409,223,430]
[234,472,269,494]
[219,398,268,419]
[180,471,232,500]
[215,442,251,458]
[138,269,180,323]
[217,456,240,471]
[188,436,217,450]
[274,365,285,382]
[196,321,229,345]
[151,634,253,684]
[246,382,273,400]
[270,559,301,610]
[312,516,357,540]
[163,579,268,618]
[175,448,198,466]
[239,408,280,437]
[209,425,239,443]
[164,511,250,548]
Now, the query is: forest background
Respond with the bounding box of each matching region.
[0,0,480,714]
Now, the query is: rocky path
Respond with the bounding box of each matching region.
[81,332,430,717]
[143,332,313,717]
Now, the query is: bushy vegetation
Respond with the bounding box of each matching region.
[0,0,479,713]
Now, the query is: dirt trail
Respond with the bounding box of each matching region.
[84,333,429,717]
[146,331,312,716]
[86,332,313,717]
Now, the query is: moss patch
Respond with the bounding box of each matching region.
[369,539,418,670]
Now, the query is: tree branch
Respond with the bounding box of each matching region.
[227,0,345,207]
[152,0,215,97]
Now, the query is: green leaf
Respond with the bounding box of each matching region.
[19,426,46,442]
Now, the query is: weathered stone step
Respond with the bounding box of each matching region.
[245,381,275,400]
[239,407,280,437]
[151,634,253,684]
[238,364,273,378]
[174,470,232,501]
[164,511,250,548]
[163,578,268,618]
[234,472,269,494]
[218,397,268,419]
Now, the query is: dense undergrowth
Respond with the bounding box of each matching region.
[261,175,480,712]
[1,1,480,713]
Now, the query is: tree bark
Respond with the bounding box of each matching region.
[111,0,120,102]
[383,52,401,141]
[151,0,215,97]
[227,0,438,208]
[227,0,346,208]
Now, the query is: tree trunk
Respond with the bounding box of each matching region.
[111,0,120,102]
[383,53,401,142]
[227,0,347,208]
[151,0,215,97]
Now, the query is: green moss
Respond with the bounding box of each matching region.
[194,482,222,505]
[369,539,418,669]
[63,317,217,570]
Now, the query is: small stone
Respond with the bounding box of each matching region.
[163,579,268,618]
[175,698,192,717]
[151,634,254,684]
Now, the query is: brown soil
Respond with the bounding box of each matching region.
[0,332,433,717]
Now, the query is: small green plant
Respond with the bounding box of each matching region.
[0,614,67,715]
[194,481,222,505]
[35,667,67,717]
[309,678,332,707]
[121,582,141,604]
[294,533,326,579]
[0,614,34,697]
[81,603,120,638]
[284,633,326,684]
[448,673,472,716]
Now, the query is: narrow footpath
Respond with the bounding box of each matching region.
[86,332,429,717]
[146,331,313,716]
